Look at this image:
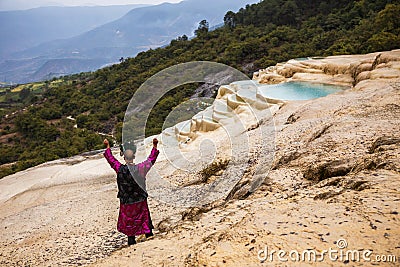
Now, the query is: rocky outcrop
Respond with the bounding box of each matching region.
[254,49,400,86]
[160,80,279,147]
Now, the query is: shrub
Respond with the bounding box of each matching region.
[200,159,230,182]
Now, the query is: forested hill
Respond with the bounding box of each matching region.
[0,0,399,178]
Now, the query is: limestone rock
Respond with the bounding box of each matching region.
[254,49,400,87]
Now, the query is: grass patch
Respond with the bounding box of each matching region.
[10,85,25,93]
[11,83,45,93]
[0,87,10,93]
[31,83,45,91]
[49,79,64,87]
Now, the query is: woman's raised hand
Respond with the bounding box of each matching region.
[103,139,110,148]
[153,138,158,148]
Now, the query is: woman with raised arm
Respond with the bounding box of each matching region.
[103,138,159,245]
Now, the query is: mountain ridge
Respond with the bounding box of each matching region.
[0,5,148,57]
[1,0,259,84]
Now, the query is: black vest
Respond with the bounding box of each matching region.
[117,164,148,204]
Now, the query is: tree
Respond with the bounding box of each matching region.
[375,4,400,34]
[224,11,236,29]
[19,88,31,101]
[178,34,188,41]
[195,19,209,38]
[277,0,299,26]
[366,32,400,52]
[15,114,60,144]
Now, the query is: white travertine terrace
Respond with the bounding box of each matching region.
[254,49,400,86]
[154,80,280,148]
[153,49,400,149]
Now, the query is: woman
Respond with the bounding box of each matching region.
[103,138,159,245]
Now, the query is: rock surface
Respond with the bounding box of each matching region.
[0,50,399,266]
[254,49,400,87]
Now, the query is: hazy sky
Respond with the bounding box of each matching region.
[0,0,183,11]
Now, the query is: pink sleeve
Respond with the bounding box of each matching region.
[137,147,159,178]
[148,147,160,165]
[103,148,122,173]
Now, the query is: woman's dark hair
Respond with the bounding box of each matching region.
[119,141,137,156]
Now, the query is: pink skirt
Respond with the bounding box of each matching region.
[117,200,152,236]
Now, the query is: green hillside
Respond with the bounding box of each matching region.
[0,0,399,178]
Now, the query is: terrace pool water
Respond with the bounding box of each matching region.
[257,81,348,101]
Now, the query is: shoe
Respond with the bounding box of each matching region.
[128,236,136,245]
[145,232,154,238]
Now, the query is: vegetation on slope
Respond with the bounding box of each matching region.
[0,0,399,178]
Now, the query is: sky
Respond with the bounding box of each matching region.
[0,0,183,11]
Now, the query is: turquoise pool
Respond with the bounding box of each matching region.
[257,81,347,101]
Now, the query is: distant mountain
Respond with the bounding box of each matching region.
[0,56,110,86]
[0,5,147,58]
[0,0,259,84]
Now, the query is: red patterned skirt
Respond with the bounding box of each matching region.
[117,200,153,236]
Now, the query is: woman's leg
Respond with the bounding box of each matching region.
[128,236,136,245]
[146,202,154,238]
